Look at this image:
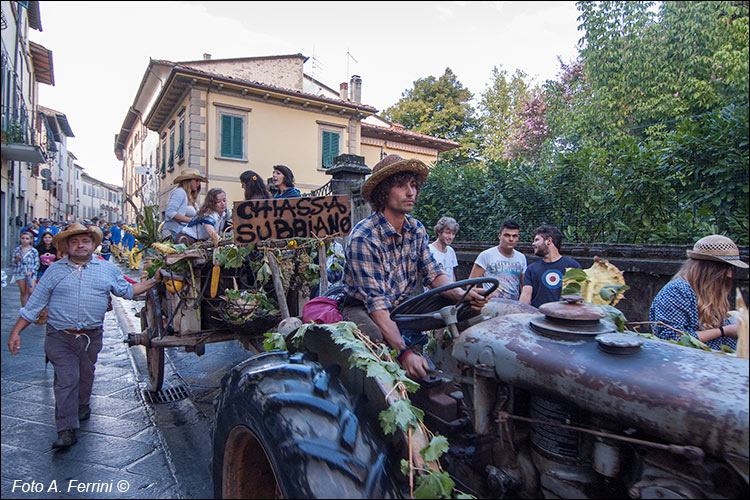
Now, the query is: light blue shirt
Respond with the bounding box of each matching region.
[20,256,134,330]
[162,187,193,236]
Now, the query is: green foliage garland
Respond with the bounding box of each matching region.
[271,321,475,499]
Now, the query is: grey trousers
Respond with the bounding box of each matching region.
[44,326,103,431]
[341,303,384,343]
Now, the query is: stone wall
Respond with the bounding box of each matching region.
[453,242,750,328]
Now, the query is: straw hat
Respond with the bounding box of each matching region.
[687,235,748,268]
[53,222,103,249]
[360,154,429,202]
[173,168,207,184]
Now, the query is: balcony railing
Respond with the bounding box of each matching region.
[1,45,46,164]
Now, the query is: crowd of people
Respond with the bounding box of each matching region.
[6,158,747,451]
[162,165,300,244]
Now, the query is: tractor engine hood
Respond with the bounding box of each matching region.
[453,310,749,460]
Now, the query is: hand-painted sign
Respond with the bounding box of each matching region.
[233,195,351,244]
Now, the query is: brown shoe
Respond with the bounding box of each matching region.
[78,405,91,421]
[52,429,77,449]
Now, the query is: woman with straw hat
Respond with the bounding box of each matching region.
[162,168,207,240]
[649,234,748,351]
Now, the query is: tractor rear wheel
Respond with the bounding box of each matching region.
[211,351,398,499]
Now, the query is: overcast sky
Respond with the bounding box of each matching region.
[32,1,582,186]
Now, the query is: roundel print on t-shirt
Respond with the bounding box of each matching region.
[542,269,563,289]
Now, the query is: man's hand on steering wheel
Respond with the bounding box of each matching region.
[445,286,489,311]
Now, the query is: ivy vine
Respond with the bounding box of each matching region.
[263,321,475,499]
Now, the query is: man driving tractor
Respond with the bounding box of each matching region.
[341,154,489,380]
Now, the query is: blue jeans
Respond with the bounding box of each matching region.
[400,328,428,348]
[340,303,427,348]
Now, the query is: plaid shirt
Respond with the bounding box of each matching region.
[20,256,134,330]
[344,211,444,314]
[12,246,40,279]
[649,278,736,351]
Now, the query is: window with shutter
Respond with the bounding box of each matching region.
[178,117,185,160]
[169,130,175,169]
[220,113,244,159]
[322,130,339,168]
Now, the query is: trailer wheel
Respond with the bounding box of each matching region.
[211,351,398,499]
[143,288,165,392]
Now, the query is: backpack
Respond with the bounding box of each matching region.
[302,296,343,324]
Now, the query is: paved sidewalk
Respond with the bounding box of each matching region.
[1,268,181,499]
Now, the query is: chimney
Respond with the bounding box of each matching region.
[203,53,212,60]
[349,75,362,103]
[339,82,349,101]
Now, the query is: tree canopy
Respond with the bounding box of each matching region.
[389,1,749,244]
[382,68,478,162]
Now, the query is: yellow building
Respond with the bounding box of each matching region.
[117,54,459,217]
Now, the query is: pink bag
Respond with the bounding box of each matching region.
[302,296,343,324]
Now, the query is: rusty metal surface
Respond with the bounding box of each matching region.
[529,316,615,339]
[539,299,606,321]
[482,298,540,318]
[596,333,643,355]
[453,313,750,459]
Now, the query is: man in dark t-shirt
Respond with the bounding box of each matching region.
[520,225,581,308]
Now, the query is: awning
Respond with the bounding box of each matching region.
[29,41,54,86]
[1,144,46,164]
[55,114,74,137]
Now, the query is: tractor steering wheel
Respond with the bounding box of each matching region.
[390,278,499,331]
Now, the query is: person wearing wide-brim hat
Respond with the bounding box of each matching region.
[52,222,103,252]
[162,168,207,240]
[342,154,489,381]
[650,234,748,352]
[8,221,160,450]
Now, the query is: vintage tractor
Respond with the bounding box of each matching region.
[210,277,749,498]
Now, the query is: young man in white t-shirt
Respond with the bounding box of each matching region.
[469,219,527,299]
[428,216,459,282]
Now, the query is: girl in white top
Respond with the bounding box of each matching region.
[179,188,227,245]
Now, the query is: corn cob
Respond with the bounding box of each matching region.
[122,225,140,236]
[151,242,177,255]
[210,265,221,298]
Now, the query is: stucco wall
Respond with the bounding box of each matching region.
[361,143,438,171]
[184,58,304,91]
[205,91,352,201]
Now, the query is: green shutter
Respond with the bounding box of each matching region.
[322,131,339,168]
[221,114,244,159]
[221,114,232,157]
[178,118,184,158]
[232,116,243,158]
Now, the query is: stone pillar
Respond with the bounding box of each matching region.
[326,154,371,224]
